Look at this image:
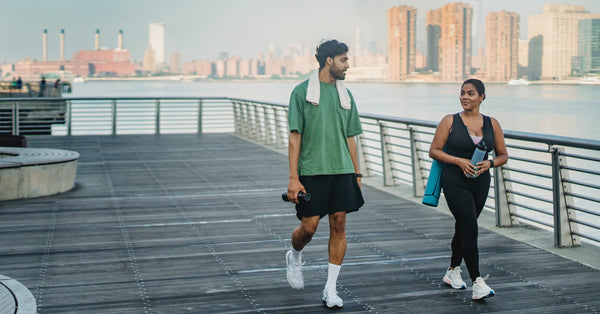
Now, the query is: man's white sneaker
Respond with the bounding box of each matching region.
[472,275,495,300]
[443,266,467,289]
[286,250,304,290]
[322,288,343,309]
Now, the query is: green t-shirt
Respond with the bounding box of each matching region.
[288,79,363,176]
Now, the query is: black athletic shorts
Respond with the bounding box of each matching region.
[295,173,364,220]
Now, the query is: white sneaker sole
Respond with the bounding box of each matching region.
[322,299,343,309]
[443,276,466,289]
[472,291,495,300]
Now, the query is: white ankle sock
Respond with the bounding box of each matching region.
[291,247,302,263]
[325,263,341,291]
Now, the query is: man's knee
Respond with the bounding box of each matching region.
[330,212,346,234]
[299,218,319,238]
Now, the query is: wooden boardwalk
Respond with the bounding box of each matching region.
[1,133,599,313]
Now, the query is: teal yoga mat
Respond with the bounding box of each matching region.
[422,159,445,207]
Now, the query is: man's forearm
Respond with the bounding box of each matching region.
[288,132,302,179]
[347,136,360,173]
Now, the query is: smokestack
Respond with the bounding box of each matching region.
[95,29,100,50]
[118,29,123,50]
[43,29,48,61]
[60,29,65,61]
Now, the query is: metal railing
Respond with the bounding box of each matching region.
[230,98,600,249]
[1,96,599,248]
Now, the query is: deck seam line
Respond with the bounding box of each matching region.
[33,201,56,313]
[102,137,153,313]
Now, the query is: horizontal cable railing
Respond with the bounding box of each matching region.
[231,99,600,249]
[1,96,599,248]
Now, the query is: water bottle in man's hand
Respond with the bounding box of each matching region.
[282,191,311,203]
[469,140,487,178]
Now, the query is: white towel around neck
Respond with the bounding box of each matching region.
[306,70,351,110]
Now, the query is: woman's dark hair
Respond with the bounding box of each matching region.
[462,78,486,100]
[315,39,349,69]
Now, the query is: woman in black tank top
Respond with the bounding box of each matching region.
[428,79,509,300]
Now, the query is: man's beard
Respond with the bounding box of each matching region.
[330,65,346,80]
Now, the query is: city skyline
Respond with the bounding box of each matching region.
[1,0,599,63]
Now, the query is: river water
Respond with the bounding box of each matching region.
[70,80,600,141]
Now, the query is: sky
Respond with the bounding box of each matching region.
[1,0,599,63]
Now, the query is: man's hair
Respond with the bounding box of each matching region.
[315,40,349,69]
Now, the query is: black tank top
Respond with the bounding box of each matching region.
[445,113,495,160]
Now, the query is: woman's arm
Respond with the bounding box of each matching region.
[490,117,509,167]
[473,117,508,174]
[429,114,477,177]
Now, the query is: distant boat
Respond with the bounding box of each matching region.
[508,79,530,86]
[72,77,85,83]
[578,76,598,85]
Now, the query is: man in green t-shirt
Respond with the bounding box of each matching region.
[285,39,364,309]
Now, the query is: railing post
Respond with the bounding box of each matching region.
[409,127,425,197]
[254,104,263,142]
[379,122,395,186]
[494,163,518,227]
[155,99,161,134]
[275,108,284,149]
[263,106,273,145]
[356,134,369,176]
[67,100,72,136]
[12,102,20,136]
[197,99,203,134]
[246,103,252,138]
[111,99,117,135]
[551,146,581,247]
[232,101,241,135]
[241,103,249,137]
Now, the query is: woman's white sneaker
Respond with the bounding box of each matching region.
[472,275,495,300]
[322,288,343,309]
[443,266,467,289]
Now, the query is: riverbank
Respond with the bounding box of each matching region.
[74,75,599,85]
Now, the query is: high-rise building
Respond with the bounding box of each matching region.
[426,9,442,71]
[415,51,427,70]
[577,19,600,74]
[518,39,529,68]
[485,11,519,81]
[518,39,529,77]
[149,23,166,64]
[387,5,417,81]
[170,52,181,74]
[471,46,485,71]
[429,2,473,81]
[225,57,240,77]
[143,46,156,72]
[528,5,600,79]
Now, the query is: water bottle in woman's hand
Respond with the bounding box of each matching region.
[469,140,487,178]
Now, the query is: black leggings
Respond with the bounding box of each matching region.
[441,165,490,282]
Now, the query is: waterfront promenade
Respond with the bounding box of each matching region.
[1,133,600,313]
